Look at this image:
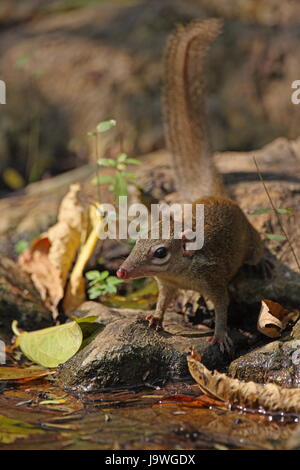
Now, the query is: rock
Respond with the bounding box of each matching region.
[57,303,244,391]
[228,332,300,388]
[0,255,53,340]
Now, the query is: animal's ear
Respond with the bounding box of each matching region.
[180,229,196,257]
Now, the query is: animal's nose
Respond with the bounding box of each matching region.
[116,267,128,279]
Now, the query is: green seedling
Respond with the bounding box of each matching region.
[85,270,123,299]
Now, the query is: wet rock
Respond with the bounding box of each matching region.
[0,255,53,340]
[57,303,243,391]
[228,337,300,388]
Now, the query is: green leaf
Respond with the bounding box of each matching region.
[15,240,29,255]
[98,270,110,280]
[98,158,117,167]
[87,131,97,136]
[276,208,292,214]
[264,233,287,242]
[15,55,30,69]
[117,152,127,163]
[106,276,123,286]
[249,209,271,215]
[87,287,102,299]
[72,316,98,324]
[96,120,116,133]
[85,270,102,281]
[0,414,44,444]
[71,317,104,346]
[18,322,83,368]
[92,175,114,185]
[249,208,292,215]
[121,172,137,179]
[126,158,141,165]
[105,285,117,294]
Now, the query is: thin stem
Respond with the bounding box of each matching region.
[253,155,300,272]
[119,122,124,154]
[95,134,101,204]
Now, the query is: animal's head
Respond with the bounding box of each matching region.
[116,230,195,280]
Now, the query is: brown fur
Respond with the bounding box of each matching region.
[117,20,265,352]
[163,18,224,201]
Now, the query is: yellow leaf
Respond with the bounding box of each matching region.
[18,322,83,368]
[0,366,52,382]
[63,203,103,315]
[2,167,25,190]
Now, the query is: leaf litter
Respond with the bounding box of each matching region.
[187,349,300,415]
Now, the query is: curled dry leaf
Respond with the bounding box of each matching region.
[19,184,92,318]
[187,350,300,414]
[19,237,64,319]
[257,299,299,338]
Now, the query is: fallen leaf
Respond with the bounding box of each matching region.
[257,299,298,338]
[0,414,44,444]
[105,280,158,310]
[63,203,102,314]
[19,237,64,319]
[0,366,52,382]
[39,399,66,405]
[18,322,83,368]
[187,350,300,414]
[48,183,89,287]
[19,184,90,318]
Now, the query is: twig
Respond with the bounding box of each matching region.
[253,155,300,272]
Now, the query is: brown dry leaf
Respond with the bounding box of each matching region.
[158,394,224,409]
[47,183,89,287]
[19,184,90,318]
[0,366,53,382]
[19,237,64,319]
[257,299,298,338]
[187,350,300,414]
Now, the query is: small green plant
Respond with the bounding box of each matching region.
[249,208,293,242]
[88,119,141,202]
[15,239,29,255]
[85,270,123,299]
[248,208,292,243]
[249,208,292,216]
[253,155,299,272]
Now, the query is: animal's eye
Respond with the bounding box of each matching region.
[153,247,168,258]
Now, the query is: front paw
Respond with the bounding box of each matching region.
[145,315,163,331]
[209,332,233,354]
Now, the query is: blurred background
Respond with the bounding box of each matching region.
[0,0,299,195]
